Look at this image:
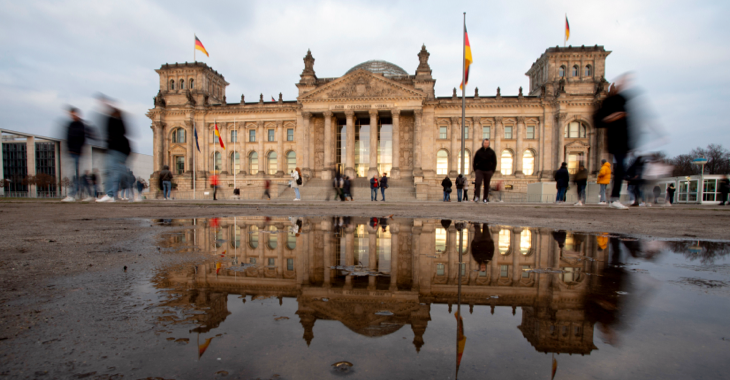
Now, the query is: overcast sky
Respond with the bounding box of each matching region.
[1,0,728,156]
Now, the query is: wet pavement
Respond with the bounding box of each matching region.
[2,215,730,379]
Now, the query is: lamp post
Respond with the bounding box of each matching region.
[692,157,707,204]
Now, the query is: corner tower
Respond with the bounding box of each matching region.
[154,62,229,107]
[525,45,611,97]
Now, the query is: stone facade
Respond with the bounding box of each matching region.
[147,45,611,199]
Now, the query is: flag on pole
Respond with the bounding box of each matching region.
[459,26,472,90]
[271,96,276,102]
[198,337,214,359]
[214,123,225,149]
[194,127,200,152]
[195,35,209,57]
[455,311,467,374]
[565,15,570,41]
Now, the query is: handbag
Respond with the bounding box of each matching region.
[446,187,452,193]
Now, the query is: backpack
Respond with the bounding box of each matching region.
[296,174,302,186]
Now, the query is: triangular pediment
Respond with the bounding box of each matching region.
[565,140,590,149]
[300,70,425,101]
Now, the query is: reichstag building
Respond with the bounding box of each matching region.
[147,45,611,199]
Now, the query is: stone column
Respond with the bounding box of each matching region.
[413,110,423,176]
[185,120,194,174]
[494,117,503,175]
[515,117,525,176]
[557,113,566,166]
[389,223,399,291]
[323,111,333,180]
[26,136,36,197]
[323,220,332,288]
[535,117,542,176]
[301,112,312,177]
[368,110,379,178]
[512,228,522,282]
[257,121,265,176]
[276,120,284,176]
[447,226,456,284]
[344,226,354,290]
[161,123,168,169]
[151,123,160,173]
[391,109,400,179]
[490,226,501,285]
[368,229,377,290]
[449,117,459,177]
[472,117,481,174]
[345,110,355,178]
[588,124,595,174]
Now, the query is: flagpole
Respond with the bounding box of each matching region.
[194,34,196,62]
[460,12,467,183]
[564,14,566,48]
[233,118,236,194]
[193,121,197,200]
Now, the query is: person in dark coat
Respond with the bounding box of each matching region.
[666,183,676,205]
[379,173,389,201]
[626,155,645,206]
[369,176,379,201]
[455,174,467,202]
[63,107,95,202]
[719,175,730,205]
[97,100,131,203]
[471,223,495,273]
[441,176,452,202]
[159,165,173,200]
[342,176,353,201]
[473,139,497,203]
[574,163,588,206]
[554,162,570,203]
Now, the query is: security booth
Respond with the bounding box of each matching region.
[668,175,728,204]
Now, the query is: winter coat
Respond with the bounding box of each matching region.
[441,177,452,190]
[66,120,87,155]
[473,147,497,172]
[574,167,588,184]
[379,176,388,189]
[370,177,379,189]
[343,178,351,194]
[455,176,467,189]
[593,92,633,155]
[105,112,131,156]
[471,224,495,265]
[597,162,612,184]
[290,171,299,188]
[554,166,570,188]
[719,178,730,193]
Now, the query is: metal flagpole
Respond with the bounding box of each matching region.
[564,14,567,48]
[193,121,196,200]
[460,12,467,183]
[233,118,236,194]
[194,34,196,62]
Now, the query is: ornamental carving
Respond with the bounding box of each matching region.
[326,76,396,98]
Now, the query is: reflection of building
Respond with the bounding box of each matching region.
[160,217,609,354]
[148,45,612,199]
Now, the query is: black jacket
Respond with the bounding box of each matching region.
[159,169,173,182]
[626,156,645,184]
[66,120,87,155]
[473,147,497,172]
[380,176,388,188]
[471,223,495,265]
[441,177,452,189]
[719,178,730,193]
[455,176,466,189]
[106,112,131,156]
[593,92,633,155]
[554,166,570,188]
[343,178,351,194]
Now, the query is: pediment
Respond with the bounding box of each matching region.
[170,144,186,154]
[565,140,590,149]
[301,70,425,101]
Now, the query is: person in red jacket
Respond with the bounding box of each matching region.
[210,174,219,201]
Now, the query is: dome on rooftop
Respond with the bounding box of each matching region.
[345,60,409,77]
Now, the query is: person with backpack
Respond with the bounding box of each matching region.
[291,168,302,201]
[159,165,173,200]
[574,163,588,206]
[455,174,466,202]
[441,176,452,202]
[370,175,379,201]
[343,176,353,201]
[379,173,389,201]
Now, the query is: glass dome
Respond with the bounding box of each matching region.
[345,60,409,77]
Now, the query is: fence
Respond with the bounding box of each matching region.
[1,190,64,198]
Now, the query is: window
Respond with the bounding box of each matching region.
[172,128,186,143]
[436,263,445,276]
[268,129,275,142]
[287,258,294,271]
[249,152,258,174]
[169,80,175,90]
[249,226,259,249]
[231,130,238,143]
[501,150,513,175]
[435,228,447,253]
[460,262,466,276]
[287,128,294,141]
[287,232,296,250]
[249,129,256,142]
[523,150,535,176]
[561,267,581,283]
[572,65,579,77]
[212,152,221,172]
[286,151,296,173]
[500,265,509,278]
[504,126,513,139]
[189,79,194,90]
[559,66,566,78]
[584,65,592,77]
[268,151,277,175]
[526,126,535,139]
[565,121,587,138]
[458,149,471,175]
[499,229,511,255]
[463,126,469,139]
[520,229,532,255]
[231,152,240,173]
[567,153,584,174]
[439,126,447,139]
[268,226,277,249]
[482,126,491,140]
[268,258,275,266]
[232,225,241,248]
[180,79,185,89]
[249,258,257,264]
[436,149,449,175]
[522,265,531,278]
[175,156,185,175]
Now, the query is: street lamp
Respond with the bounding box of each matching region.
[692,157,708,204]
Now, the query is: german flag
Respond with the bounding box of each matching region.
[198,337,213,359]
[214,123,225,149]
[565,15,570,41]
[459,26,472,90]
[195,35,209,57]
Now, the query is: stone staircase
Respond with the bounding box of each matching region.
[278,177,417,201]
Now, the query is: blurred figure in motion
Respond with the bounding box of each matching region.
[159,165,173,200]
[489,180,503,203]
[63,107,95,202]
[666,183,676,205]
[135,176,145,202]
[343,176,353,201]
[91,168,100,198]
[262,179,271,200]
[597,159,611,205]
[471,222,494,273]
[719,175,729,205]
[574,163,588,206]
[626,155,645,206]
[97,97,131,203]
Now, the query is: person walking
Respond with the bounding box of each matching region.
[719,175,730,205]
[291,168,302,201]
[441,176,452,202]
[81,171,94,200]
[574,163,588,206]
[134,177,145,202]
[210,173,219,201]
[554,162,569,204]
[593,76,636,210]
[626,155,645,206]
[63,107,94,202]
[159,165,173,200]
[455,174,466,202]
[343,176,353,201]
[370,175,379,201]
[263,179,271,200]
[473,139,497,203]
[379,173,389,201]
[91,168,99,198]
[666,183,676,205]
[597,159,611,205]
[97,103,131,203]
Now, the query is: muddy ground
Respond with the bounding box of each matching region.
[0,199,728,378]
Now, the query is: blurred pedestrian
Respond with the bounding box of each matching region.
[490,180,504,202]
[471,222,494,273]
[210,173,219,200]
[597,159,611,205]
[719,175,729,205]
[626,155,645,206]
[91,168,99,198]
[343,176,353,201]
[666,183,676,205]
[291,168,302,201]
[81,171,94,200]
[554,162,569,204]
[97,101,131,203]
[441,176,452,202]
[159,165,173,200]
[594,76,636,210]
[574,163,588,206]
[473,138,497,203]
[455,174,466,202]
[263,179,271,200]
[379,173,389,201]
[370,175,379,201]
[135,177,145,202]
[63,107,94,202]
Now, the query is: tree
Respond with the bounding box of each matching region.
[669,144,730,176]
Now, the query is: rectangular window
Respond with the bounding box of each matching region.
[175,156,185,175]
[463,126,469,139]
[460,262,466,276]
[436,263,445,276]
[500,265,509,278]
[439,126,447,140]
[268,258,275,266]
[249,258,257,264]
[268,129,275,142]
[287,258,294,271]
[504,126,513,139]
[249,129,256,142]
[231,130,237,143]
[482,126,490,140]
[287,128,294,141]
[526,126,535,139]
[522,265,531,278]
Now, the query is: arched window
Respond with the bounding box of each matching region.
[498,229,511,255]
[231,152,240,173]
[232,225,241,248]
[267,151,277,175]
[520,229,532,255]
[458,229,469,254]
[189,79,194,90]
[559,66,566,78]
[172,128,186,143]
[572,65,579,77]
[564,121,587,138]
[523,150,535,176]
[286,232,296,250]
[180,79,185,90]
[584,65,592,77]
[436,149,449,175]
[435,228,447,254]
[267,226,277,250]
[212,152,221,172]
[213,228,223,248]
[249,151,258,174]
[169,80,175,90]
[501,150,513,175]
[249,226,259,249]
[458,149,471,175]
[286,151,296,173]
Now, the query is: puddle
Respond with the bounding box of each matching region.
[130,216,730,379]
